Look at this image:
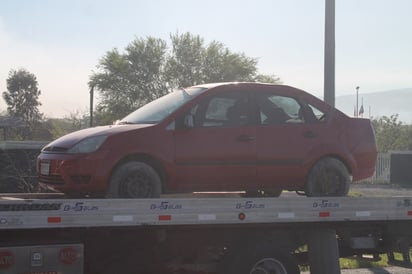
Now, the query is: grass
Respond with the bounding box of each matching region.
[340,255,390,269]
[339,251,412,269]
[348,190,364,197]
[299,252,411,271]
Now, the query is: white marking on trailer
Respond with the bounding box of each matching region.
[113,215,133,222]
[278,212,295,219]
[356,211,371,217]
[198,214,216,221]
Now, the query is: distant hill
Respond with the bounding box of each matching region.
[335,88,412,124]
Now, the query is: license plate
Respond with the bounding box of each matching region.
[40,161,50,175]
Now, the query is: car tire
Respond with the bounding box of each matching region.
[107,161,161,198]
[305,157,350,197]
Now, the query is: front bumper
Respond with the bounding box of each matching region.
[37,151,111,196]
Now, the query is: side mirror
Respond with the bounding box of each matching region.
[183,114,194,128]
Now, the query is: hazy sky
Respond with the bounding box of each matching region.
[1,0,411,118]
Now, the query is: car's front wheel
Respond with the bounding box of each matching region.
[107,161,161,198]
[305,157,350,197]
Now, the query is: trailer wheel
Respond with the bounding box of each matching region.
[220,245,300,274]
[107,161,161,198]
[305,157,350,197]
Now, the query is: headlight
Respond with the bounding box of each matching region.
[67,135,108,154]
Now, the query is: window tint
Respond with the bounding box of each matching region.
[191,91,250,127]
[204,97,235,126]
[269,96,301,119]
[308,104,327,122]
[256,93,303,125]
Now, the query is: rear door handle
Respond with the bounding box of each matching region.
[303,131,316,138]
[236,135,255,142]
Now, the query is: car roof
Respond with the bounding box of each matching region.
[190,82,340,115]
[191,82,277,89]
[191,82,309,98]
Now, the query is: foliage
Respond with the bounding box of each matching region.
[371,114,412,152]
[90,32,281,124]
[90,37,169,121]
[338,252,412,269]
[0,149,29,192]
[0,142,47,193]
[40,111,90,140]
[165,33,274,87]
[2,68,43,139]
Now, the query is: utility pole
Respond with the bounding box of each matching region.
[356,86,359,117]
[324,0,335,107]
[312,2,341,273]
[89,85,94,127]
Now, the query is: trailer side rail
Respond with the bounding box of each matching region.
[1,196,412,229]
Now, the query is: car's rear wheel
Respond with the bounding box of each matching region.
[107,161,161,198]
[305,157,350,197]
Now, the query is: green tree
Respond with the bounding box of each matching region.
[90,32,280,124]
[42,111,89,140]
[165,33,205,87]
[90,37,169,120]
[165,32,279,87]
[2,69,43,139]
[371,114,412,152]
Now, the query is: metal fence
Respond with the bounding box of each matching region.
[363,153,391,183]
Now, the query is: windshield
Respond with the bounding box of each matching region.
[119,87,207,124]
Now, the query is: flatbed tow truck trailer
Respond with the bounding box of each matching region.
[1,195,412,274]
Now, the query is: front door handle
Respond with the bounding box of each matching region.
[236,135,255,142]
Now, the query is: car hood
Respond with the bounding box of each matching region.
[44,124,153,150]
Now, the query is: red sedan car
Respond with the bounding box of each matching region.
[37,82,377,198]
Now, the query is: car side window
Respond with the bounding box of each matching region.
[192,91,251,128]
[307,104,327,122]
[256,94,303,125]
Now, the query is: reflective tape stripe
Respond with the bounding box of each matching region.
[278,212,295,219]
[47,217,61,223]
[198,214,216,221]
[159,215,172,221]
[356,211,371,217]
[319,212,330,217]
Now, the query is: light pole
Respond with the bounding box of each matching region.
[89,85,94,127]
[356,86,359,117]
[324,0,335,107]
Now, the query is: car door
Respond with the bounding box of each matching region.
[255,91,328,189]
[173,89,257,191]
